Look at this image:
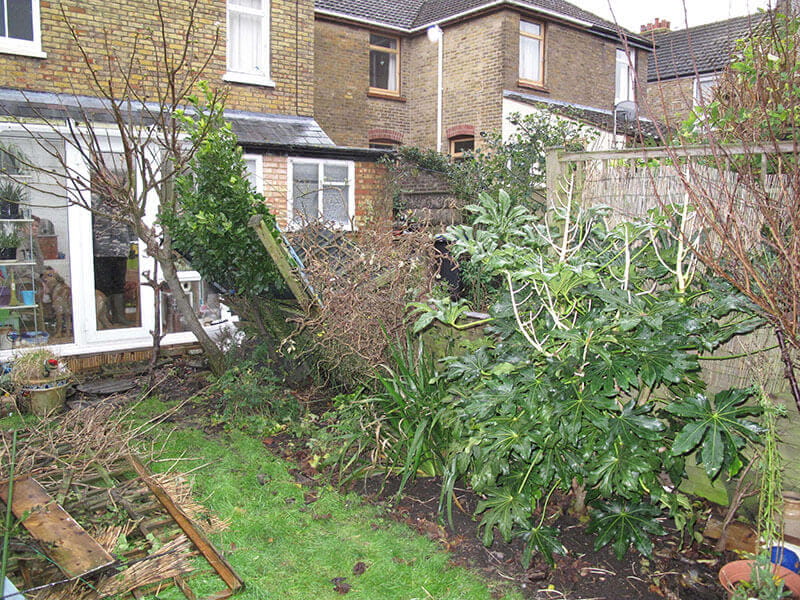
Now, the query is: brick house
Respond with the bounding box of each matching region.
[0,0,388,360]
[313,0,655,154]
[644,13,765,125]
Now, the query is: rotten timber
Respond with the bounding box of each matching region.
[0,477,114,578]
[248,214,314,311]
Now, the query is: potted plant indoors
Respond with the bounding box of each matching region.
[0,181,24,220]
[0,227,20,261]
[10,349,72,417]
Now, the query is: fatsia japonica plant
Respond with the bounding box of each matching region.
[417,186,764,563]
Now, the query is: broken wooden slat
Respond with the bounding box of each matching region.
[126,454,244,597]
[248,214,314,311]
[0,477,115,578]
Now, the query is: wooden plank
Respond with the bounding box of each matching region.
[558,140,797,163]
[0,477,114,578]
[248,215,313,311]
[126,455,244,596]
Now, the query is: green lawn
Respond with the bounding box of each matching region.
[120,396,522,600]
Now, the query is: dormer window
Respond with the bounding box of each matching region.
[0,0,45,58]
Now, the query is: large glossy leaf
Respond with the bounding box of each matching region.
[587,500,666,559]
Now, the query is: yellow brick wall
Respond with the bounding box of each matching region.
[0,0,314,116]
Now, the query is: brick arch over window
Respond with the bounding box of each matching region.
[446,124,475,140]
[367,128,404,144]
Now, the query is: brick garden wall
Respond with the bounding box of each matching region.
[0,0,314,116]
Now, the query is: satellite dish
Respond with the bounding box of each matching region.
[614,100,638,123]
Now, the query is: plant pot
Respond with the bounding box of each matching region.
[0,247,16,261]
[20,375,71,417]
[0,199,20,219]
[719,559,800,599]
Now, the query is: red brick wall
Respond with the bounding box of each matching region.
[0,0,314,116]
[259,154,390,228]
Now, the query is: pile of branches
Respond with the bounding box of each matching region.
[288,223,441,385]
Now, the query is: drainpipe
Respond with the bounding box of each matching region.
[427,25,443,152]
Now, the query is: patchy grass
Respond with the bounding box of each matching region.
[127,396,522,600]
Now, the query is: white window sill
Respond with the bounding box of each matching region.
[0,44,46,59]
[223,72,275,88]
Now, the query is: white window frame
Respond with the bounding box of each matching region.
[615,48,636,104]
[225,0,274,87]
[0,0,46,58]
[243,153,263,193]
[518,20,544,86]
[693,73,718,107]
[287,158,355,231]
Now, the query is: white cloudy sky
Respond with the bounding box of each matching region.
[574,0,772,30]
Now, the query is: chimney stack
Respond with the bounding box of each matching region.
[640,18,671,34]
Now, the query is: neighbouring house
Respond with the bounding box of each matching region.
[0,0,388,363]
[644,13,766,125]
[313,0,655,155]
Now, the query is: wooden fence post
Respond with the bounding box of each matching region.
[545,147,565,206]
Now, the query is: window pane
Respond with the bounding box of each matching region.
[1,132,74,345]
[293,163,319,223]
[229,11,263,73]
[324,164,348,183]
[92,153,140,331]
[520,21,540,36]
[0,3,6,38]
[369,34,396,49]
[519,36,541,81]
[230,0,263,8]
[7,0,33,41]
[370,49,396,90]
[452,138,474,154]
[322,186,349,225]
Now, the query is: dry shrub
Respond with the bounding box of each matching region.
[288,223,440,385]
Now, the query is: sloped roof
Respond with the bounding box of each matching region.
[647,12,766,82]
[503,90,664,140]
[316,0,649,45]
[0,88,335,149]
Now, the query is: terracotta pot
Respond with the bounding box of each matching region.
[719,559,800,598]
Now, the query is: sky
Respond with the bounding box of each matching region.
[573,0,772,31]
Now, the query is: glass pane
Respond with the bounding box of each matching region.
[519,36,540,81]
[228,12,263,73]
[0,132,73,346]
[7,0,33,41]
[293,163,319,224]
[452,138,474,154]
[370,50,396,90]
[369,34,396,49]
[0,2,6,38]
[322,186,349,225]
[92,153,140,331]
[520,21,540,37]
[230,0,263,8]
[324,164,348,183]
[244,157,259,190]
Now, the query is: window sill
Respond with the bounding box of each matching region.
[517,80,548,93]
[0,44,46,59]
[367,89,405,102]
[223,72,276,88]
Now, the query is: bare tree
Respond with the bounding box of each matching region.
[3,0,227,373]
[650,6,800,409]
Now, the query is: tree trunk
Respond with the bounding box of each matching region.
[157,249,226,375]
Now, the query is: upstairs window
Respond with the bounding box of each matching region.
[0,0,44,58]
[369,33,399,94]
[226,0,272,86]
[615,48,636,104]
[519,20,544,85]
[693,73,718,107]
[289,159,355,230]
